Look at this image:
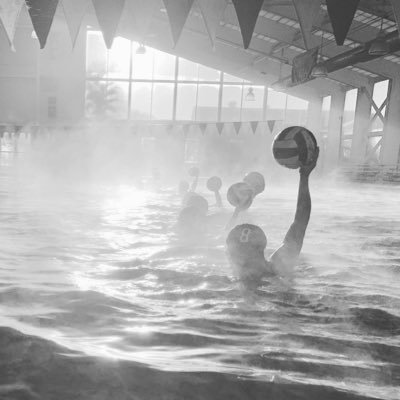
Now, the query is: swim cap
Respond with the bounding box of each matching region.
[185,193,209,215]
[177,206,206,232]
[226,224,267,254]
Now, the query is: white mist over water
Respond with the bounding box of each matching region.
[0,129,400,400]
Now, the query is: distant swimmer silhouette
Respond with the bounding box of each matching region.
[226,147,319,282]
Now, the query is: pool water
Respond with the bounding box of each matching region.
[0,156,400,400]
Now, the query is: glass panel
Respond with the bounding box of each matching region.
[131,82,152,120]
[85,80,128,119]
[221,85,243,121]
[176,84,197,120]
[196,84,219,121]
[241,85,264,121]
[267,89,287,121]
[132,46,154,79]
[223,73,243,83]
[178,58,198,81]
[367,136,382,162]
[198,65,220,81]
[342,88,358,136]
[372,79,389,109]
[86,31,107,77]
[107,37,131,79]
[152,83,174,120]
[153,49,176,80]
[321,95,331,132]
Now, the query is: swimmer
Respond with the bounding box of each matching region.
[188,166,200,192]
[179,180,190,197]
[177,205,207,235]
[206,176,223,207]
[226,149,319,282]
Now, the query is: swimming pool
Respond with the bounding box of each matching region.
[0,155,399,400]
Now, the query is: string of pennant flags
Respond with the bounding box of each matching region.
[0,0,398,51]
[0,120,279,140]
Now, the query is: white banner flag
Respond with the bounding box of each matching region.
[197,0,227,48]
[62,0,90,47]
[0,0,24,47]
[292,0,321,49]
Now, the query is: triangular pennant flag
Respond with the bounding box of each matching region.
[92,0,125,49]
[250,121,259,134]
[292,0,321,49]
[197,0,228,48]
[61,0,90,47]
[163,0,194,46]
[267,120,276,133]
[127,0,157,43]
[390,0,400,38]
[233,121,241,135]
[0,0,24,47]
[199,123,207,135]
[232,0,263,49]
[216,122,224,135]
[326,0,360,46]
[25,0,59,49]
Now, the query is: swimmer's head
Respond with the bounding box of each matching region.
[184,193,208,215]
[177,206,206,235]
[226,224,267,280]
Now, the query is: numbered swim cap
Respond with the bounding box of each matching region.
[226,224,267,254]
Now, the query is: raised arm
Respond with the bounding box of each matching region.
[270,148,319,276]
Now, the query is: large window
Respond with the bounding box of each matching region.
[85,31,306,123]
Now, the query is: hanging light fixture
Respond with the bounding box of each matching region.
[245,86,256,101]
[369,16,389,56]
[136,44,147,55]
[311,29,328,78]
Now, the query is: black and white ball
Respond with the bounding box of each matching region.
[227,182,253,210]
[272,126,317,169]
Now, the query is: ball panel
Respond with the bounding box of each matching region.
[272,126,317,169]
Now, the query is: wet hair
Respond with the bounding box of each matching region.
[226,224,267,255]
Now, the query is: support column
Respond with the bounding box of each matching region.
[350,85,373,164]
[325,89,346,171]
[380,76,400,165]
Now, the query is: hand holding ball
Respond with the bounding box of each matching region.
[272,126,317,169]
